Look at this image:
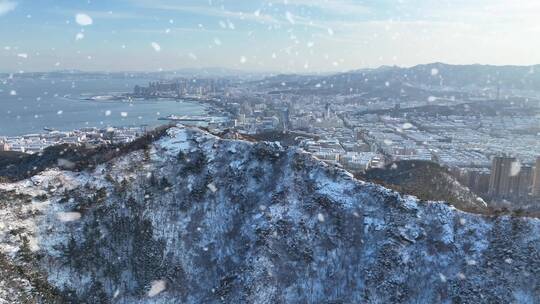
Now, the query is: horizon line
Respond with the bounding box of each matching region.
[2,62,540,76]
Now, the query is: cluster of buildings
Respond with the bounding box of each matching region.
[204,84,539,207]
[224,96,384,173]
[133,78,231,98]
[298,129,383,172]
[487,156,540,201]
[0,126,147,154]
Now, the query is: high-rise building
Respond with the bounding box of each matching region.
[324,103,331,119]
[281,107,291,131]
[453,168,491,195]
[0,138,8,152]
[532,157,540,197]
[510,166,533,198]
[488,156,518,197]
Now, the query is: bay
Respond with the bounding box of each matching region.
[0,77,206,136]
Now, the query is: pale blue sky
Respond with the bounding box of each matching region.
[1,0,540,72]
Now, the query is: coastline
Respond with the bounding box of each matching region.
[0,97,208,137]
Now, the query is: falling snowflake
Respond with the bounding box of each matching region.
[105,110,112,116]
[213,38,222,46]
[147,280,166,297]
[285,11,295,24]
[0,1,16,16]
[317,213,325,222]
[9,90,16,96]
[75,13,93,26]
[466,259,477,266]
[402,123,413,129]
[120,112,128,117]
[58,158,76,169]
[56,212,82,222]
[431,68,439,76]
[207,183,217,193]
[75,32,84,41]
[240,56,247,64]
[510,161,521,176]
[151,42,161,52]
[17,53,28,58]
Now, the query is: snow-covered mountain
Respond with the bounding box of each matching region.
[0,126,539,303]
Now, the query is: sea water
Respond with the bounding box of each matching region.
[0,77,206,136]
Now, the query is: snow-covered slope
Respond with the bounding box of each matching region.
[0,126,539,303]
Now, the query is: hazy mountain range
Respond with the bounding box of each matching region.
[257,63,540,97]
[3,63,540,91]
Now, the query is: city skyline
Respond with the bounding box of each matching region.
[2,0,540,72]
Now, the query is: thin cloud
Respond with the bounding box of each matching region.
[54,9,153,20]
[129,26,228,34]
[0,0,16,16]
[86,11,149,20]
[134,0,281,25]
[280,0,372,17]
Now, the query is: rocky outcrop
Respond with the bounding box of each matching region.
[0,126,539,303]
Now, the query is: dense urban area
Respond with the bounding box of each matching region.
[2,64,540,212]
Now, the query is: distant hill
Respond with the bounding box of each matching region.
[257,63,540,96]
[0,125,172,183]
[0,151,27,169]
[381,63,540,90]
[1,68,271,81]
[358,160,488,214]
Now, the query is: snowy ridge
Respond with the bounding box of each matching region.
[0,126,539,303]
